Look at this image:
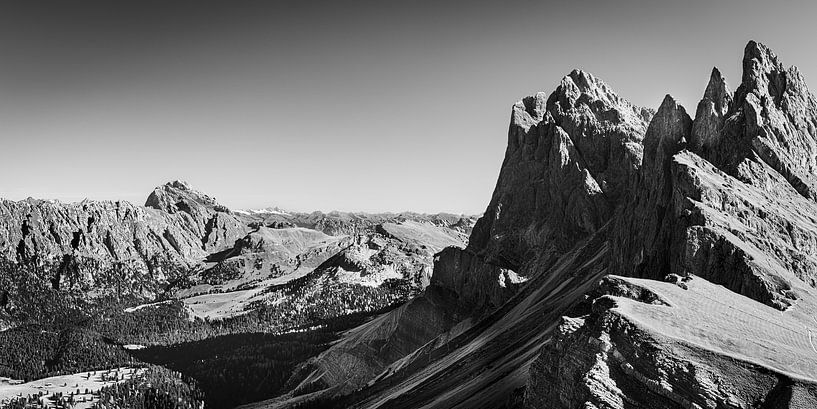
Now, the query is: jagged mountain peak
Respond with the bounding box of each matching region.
[744,39,778,65]
[166,180,193,191]
[562,69,608,96]
[511,69,653,137]
[690,67,732,155]
[643,94,691,175]
[512,92,548,131]
[145,180,227,214]
[561,69,620,101]
[738,40,814,110]
[690,40,817,202]
[548,69,653,126]
[741,40,783,89]
[143,180,246,252]
[656,93,683,112]
[702,66,731,108]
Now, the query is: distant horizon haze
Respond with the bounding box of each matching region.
[1,0,816,214]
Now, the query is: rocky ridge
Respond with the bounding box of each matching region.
[247,41,817,409]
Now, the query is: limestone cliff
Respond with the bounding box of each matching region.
[439,70,652,313]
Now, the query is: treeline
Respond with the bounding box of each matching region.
[0,254,418,409]
[89,272,414,347]
[1,254,414,347]
[130,331,335,409]
[0,325,132,381]
[94,366,205,409]
[0,366,205,409]
[127,309,399,409]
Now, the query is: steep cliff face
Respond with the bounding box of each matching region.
[439,70,652,313]
[609,95,692,281]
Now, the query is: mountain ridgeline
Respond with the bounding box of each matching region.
[245,41,817,409]
[4,40,817,409]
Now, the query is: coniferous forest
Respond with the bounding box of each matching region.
[0,255,407,409]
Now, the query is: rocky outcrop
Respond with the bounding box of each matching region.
[526,276,817,409]
[429,247,521,311]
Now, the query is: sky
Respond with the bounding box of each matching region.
[1,0,816,214]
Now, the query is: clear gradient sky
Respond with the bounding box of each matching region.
[1,0,815,213]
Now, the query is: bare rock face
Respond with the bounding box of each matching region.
[145,180,248,252]
[0,181,248,298]
[527,41,817,408]
[669,152,817,310]
[470,71,652,267]
[446,71,652,312]
[545,70,654,204]
[694,41,817,201]
[0,199,202,294]
[612,42,817,311]
[609,95,692,280]
[689,68,732,155]
[429,247,520,311]
[527,276,817,409]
